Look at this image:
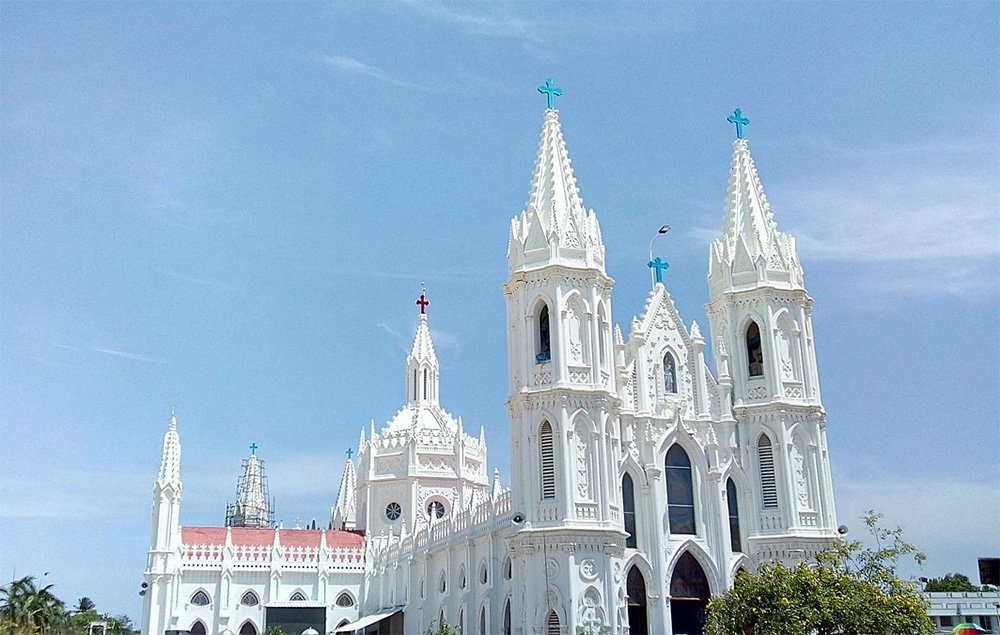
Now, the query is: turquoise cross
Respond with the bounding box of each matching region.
[249,442,258,455]
[648,257,670,283]
[346,448,354,459]
[538,78,562,109]
[728,108,749,139]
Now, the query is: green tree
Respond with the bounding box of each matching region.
[262,627,286,635]
[924,573,981,592]
[703,511,933,635]
[0,576,67,634]
[423,620,459,635]
[72,599,94,615]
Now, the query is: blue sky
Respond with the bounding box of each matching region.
[2,1,997,620]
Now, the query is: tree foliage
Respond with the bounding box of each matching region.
[703,511,934,635]
[423,620,460,635]
[923,573,982,592]
[0,576,136,635]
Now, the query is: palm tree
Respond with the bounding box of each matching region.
[73,598,95,614]
[0,576,66,634]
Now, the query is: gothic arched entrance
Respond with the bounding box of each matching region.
[626,566,648,635]
[669,552,710,635]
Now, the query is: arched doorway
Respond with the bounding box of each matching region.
[626,566,648,635]
[670,552,710,634]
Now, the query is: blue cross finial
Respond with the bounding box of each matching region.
[346,448,354,459]
[728,108,750,139]
[538,78,562,110]
[249,442,258,455]
[648,257,670,283]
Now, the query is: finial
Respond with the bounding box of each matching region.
[249,442,258,455]
[538,78,562,110]
[416,283,429,315]
[728,108,750,139]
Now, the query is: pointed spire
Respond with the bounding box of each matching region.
[331,454,357,530]
[508,109,606,272]
[406,288,440,407]
[491,468,503,500]
[157,411,181,485]
[226,447,272,528]
[710,138,804,295]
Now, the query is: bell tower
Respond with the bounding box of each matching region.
[705,112,837,564]
[502,82,625,635]
[142,412,182,635]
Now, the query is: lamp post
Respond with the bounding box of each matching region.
[648,225,671,287]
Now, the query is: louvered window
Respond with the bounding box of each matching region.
[540,421,555,500]
[758,434,778,509]
[546,610,560,635]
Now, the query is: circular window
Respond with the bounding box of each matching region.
[385,501,402,521]
[427,500,445,519]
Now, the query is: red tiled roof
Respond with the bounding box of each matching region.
[180,526,364,549]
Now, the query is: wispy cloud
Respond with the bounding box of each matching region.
[90,346,168,364]
[160,268,230,291]
[318,55,432,92]
[0,469,149,519]
[378,323,410,355]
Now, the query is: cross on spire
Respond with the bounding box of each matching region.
[648,257,670,283]
[346,448,354,459]
[416,284,429,315]
[249,442,258,455]
[538,78,562,110]
[728,108,750,139]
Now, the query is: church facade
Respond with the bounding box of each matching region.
[141,95,839,635]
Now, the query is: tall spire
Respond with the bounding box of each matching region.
[405,288,440,407]
[331,453,357,530]
[508,108,605,272]
[157,412,181,485]
[708,138,804,297]
[225,446,273,528]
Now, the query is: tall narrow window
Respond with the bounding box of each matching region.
[480,607,487,635]
[746,322,764,377]
[537,305,551,362]
[546,611,560,635]
[663,352,677,394]
[423,368,428,399]
[757,434,778,509]
[665,445,696,534]
[413,369,417,401]
[540,421,555,500]
[598,312,608,368]
[727,478,742,553]
[622,473,637,548]
[503,600,511,635]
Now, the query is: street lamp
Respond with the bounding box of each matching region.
[648,225,671,287]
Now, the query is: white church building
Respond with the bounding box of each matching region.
[141,87,839,635]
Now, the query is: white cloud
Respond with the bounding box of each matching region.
[835,474,1000,578]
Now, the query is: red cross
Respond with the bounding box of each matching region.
[416,293,429,314]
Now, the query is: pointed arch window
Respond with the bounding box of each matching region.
[546,610,560,635]
[289,591,307,602]
[727,478,743,553]
[239,622,258,635]
[664,352,677,394]
[539,421,556,500]
[746,322,764,377]
[503,556,512,580]
[536,304,551,362]
[622,472,637,548]
[190,590,210,606]
[335,592,354,608]
[598,309,608,369]
[423,367,428,399]
[239,591,259,607]
[665,445,696,534]
[503,599,512,635]
[757,434,778,509]
[190,622,207,635]
[480,606,487,635]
